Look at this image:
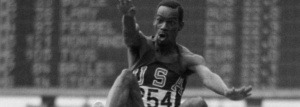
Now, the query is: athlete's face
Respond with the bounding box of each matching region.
[153,6,183,48]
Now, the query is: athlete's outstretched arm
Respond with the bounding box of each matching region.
[188,55,252,100]
[118,0,150,67]
[118,0,141,48]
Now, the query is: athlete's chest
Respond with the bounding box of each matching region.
[132,62,185,91]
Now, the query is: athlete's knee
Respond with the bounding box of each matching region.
[117,69,134,84]
[181,97,207,107]
[194,97,207,107]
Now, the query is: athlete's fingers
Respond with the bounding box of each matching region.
[228,87,235,95]
[236,86,244,93]
[240,87,245,93]
[244,86,252,93]
[246,93,252,97]
[232,87,237,93]
[226,87,235,96]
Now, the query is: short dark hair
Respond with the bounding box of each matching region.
[157,0,184,22]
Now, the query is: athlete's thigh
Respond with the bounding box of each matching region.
[180,97,207,107]
[105,69,133,107]
[106,69,144,107]
[129,75,145,107]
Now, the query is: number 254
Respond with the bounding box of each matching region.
[140,88,173,107]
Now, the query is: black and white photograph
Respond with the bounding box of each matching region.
[0,0,299,107]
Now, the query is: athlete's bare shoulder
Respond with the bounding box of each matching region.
[178,44,205,67]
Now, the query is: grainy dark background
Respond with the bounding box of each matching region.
[0,0,299,91]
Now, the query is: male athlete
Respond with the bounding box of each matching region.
[105,0,252,107]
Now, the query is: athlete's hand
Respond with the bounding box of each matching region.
[117,0,136,16]
[225,86,252,100]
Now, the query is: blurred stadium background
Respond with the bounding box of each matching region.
[0,0,299,107]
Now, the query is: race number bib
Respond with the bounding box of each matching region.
[140,86,177,107]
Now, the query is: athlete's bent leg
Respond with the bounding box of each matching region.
[105,69,144,107]
[128,70,145,107]
[180,97,208,107]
